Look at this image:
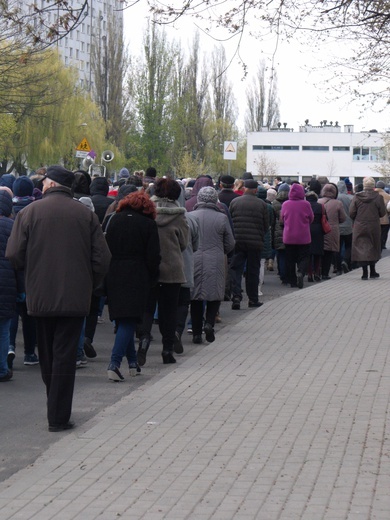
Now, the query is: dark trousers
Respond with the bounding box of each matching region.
[176,287,191,336]
[191,300,220,335]
[321,250,334,277]
[140,283,181,352]
[285,244,310,285]
[35,316,84,427]
[84,294,100,341]
[336,234,352,270]
[381,224,390,249]
[230,249,261,303]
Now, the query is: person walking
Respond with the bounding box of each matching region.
[336,180,354,273]
[280,183,314,288]
[229,179,269,309]
[105,190,161,381]
[6,165,111,431]
[138,178,189,365]
[305,191,324,282]
[190,187,235,344]
[0,190,22,382]
[350,176,386,279]
[375,180,390,249]
[318,183,346,280]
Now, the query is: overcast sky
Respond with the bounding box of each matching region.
[123,4,390,134]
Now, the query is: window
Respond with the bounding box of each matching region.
[69,47,73,57]
[333,146,350,151]
[253,145,299,151]
[353,146,372,161]
[302,146,329,151]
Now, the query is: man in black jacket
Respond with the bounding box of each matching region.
[229,179,269,310]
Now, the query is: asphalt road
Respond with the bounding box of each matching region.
[0,256,380,483]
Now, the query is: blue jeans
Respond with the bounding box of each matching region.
[110,318,136,368]
[0,318,11,377]
[77,318,86,356]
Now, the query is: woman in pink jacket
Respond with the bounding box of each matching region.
[280,183,314,289]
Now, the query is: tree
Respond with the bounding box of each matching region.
[253,152,279,180]
[144,0,390,110]
[91,13,129,148]
[245,61,280,132]
[0,48,121,173]
[1,0,89,49]
[125,23,179,172]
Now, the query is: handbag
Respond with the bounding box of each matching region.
[321,204,331,234]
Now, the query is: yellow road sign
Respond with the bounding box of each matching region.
[76,138,91,152]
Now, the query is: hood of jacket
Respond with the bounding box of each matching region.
[190,176,213,198]
[355,189,379,204]
[288,183,305,201]
[321,183,337,199]
[337,181,347,194]
[0,190,13,216]
[90,176,109,196]
[151,195,186,227]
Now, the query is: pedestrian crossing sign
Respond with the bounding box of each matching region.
[76,138,91,152]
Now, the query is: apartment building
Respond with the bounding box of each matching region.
[18,0,123,91]
[246,122,388,186]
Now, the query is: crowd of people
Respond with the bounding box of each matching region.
[0,166,388,431]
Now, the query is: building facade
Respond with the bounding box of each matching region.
[18,0,123,91]
[247,122,388,186]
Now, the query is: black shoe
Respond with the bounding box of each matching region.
[361,274,368,280]
[370,272,380,279]
[48,420,75,433]
[204,323,215,343]
[0,370,12,382]
[297,272,304,289]
[322,275,331,280]
[314,275,321,282]
[161,351,176,364]
[137,337,150,367]
[231,297,240,310]
[248,301,263,308]
[173,332,184,354]
[83,337,97,358]
[192,335,203,344]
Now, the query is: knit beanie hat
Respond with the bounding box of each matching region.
[0,174,16,190]
[376,180,385,189]
[119,168,130,179]
[363,177,375,189]
[197,186,218,204]
[13,176,34,197]
[278,182,290,192]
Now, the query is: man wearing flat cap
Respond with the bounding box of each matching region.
[229,178,269,309]
[218,175,240,208]
[6,165,111,432]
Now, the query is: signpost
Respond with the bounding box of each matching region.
[223,141,237,174]
[75,138,91,159]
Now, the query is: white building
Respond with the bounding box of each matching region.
[18,0,123,91]
[246,122,388,186]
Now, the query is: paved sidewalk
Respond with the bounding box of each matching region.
[1,259,390,519]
